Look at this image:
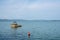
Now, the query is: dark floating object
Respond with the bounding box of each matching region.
[11,21,22,28]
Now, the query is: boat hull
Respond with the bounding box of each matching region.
[11,24,22,28]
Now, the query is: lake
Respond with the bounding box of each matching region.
[0,20,60,40]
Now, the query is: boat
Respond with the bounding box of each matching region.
[11,21,22,28]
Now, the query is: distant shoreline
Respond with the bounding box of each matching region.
[0,19,60,21]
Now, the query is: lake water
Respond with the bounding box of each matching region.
[0,20,60,40]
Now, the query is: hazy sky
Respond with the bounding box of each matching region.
[0,0,60,20]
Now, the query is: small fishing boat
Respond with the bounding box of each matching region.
[11,21,22,28]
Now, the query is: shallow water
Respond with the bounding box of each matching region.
[0,20,60,40]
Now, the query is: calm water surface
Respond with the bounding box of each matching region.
[0,20,60,40]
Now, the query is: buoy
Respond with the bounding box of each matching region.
[28,32,30,38]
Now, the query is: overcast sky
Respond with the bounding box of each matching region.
[0,0,60,20]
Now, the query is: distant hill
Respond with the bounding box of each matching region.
[0,19,26,21]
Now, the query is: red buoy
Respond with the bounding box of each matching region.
[28,32,30,37]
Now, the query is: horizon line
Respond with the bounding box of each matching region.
[0,19,60,20]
